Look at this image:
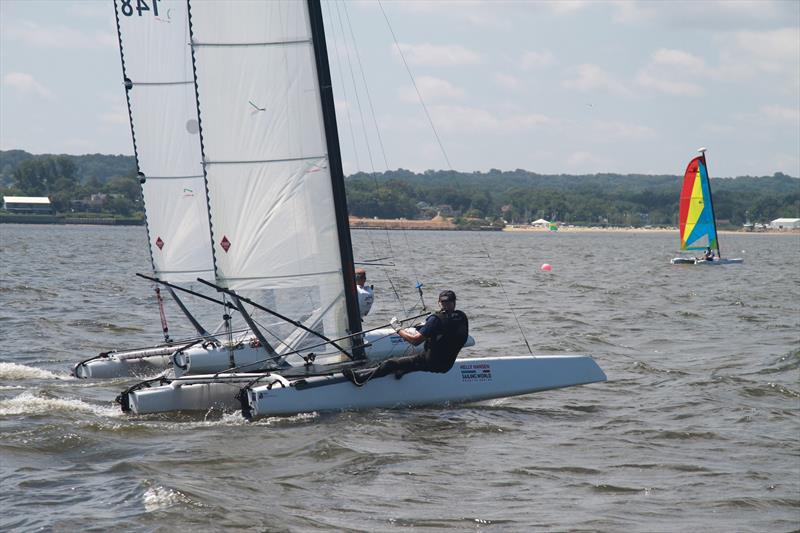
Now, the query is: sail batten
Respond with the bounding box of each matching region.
[203,156,327,166]
[192,39,312,47]
[141,174,205,180]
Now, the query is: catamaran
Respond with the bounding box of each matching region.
[671,148,743,265]
[92,0,605,418]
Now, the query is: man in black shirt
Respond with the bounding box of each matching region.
[344,290,469,385]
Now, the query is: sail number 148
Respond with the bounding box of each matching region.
[120,0,160,17]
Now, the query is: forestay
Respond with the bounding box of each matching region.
[115,0,214,284]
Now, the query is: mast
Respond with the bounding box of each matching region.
[307,0,365,357]
[698,147,722,259]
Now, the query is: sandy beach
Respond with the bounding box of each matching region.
[349,217,794,235]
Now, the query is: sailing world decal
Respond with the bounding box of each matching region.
[460,362,492,382]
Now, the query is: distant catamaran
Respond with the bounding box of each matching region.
[671,148,743,265]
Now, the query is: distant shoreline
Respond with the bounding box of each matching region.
[1,214,795,235]
[0,214,143,226]
[349,217,797,235]
[501,225,797,235]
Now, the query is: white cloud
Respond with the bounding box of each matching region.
[521,50,556,70]
[393,43,483,66]
[492,73,523,91]
[609,0,789,29]
[635,49,706,96]
[716,28,800,81]
[702,123,736,135]
[562,64,631,95]
[3,72,52,99]
[589,120,656,141]
[384,1,512,29]
[428,105,550,133]
[566,151,596,168]
[760,105,800,124]
[398,76,465,103]
[98,106,129,126]
[547,1,591,15]
[635,72,704,96]
[4,19,115,49]
[651,49,705,71]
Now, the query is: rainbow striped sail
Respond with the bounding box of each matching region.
[678,155,718,251]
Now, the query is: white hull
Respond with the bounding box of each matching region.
[127,374,280,414]
[72,344,177,379]
[125,355,606,417]
[671,257,743,265]
[76,328,462,379]
[246,355,605,418]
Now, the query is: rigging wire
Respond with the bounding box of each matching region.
[335,0,433,313]
[376,0,452,170]
[342,0,426,311]
[329,0,415,316]
[325,0,386,291]
[375,0,533,354]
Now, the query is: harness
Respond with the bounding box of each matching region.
[425,310,469,370]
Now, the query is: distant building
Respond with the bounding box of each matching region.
[769,218,800,230]
[530,218,550,228]
[3,196,52,214]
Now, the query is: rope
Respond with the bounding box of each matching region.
[154,286,171,343]
[374,2,533,355]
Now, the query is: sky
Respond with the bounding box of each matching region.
[0,0,798,178]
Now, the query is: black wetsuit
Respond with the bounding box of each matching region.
[367,310,469,380]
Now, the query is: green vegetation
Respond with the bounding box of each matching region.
[346,169,799,227]
[1,150,797,226]
[0,151,140,218]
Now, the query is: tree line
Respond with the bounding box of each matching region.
[1,150,797,226]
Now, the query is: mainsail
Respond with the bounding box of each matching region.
[678,154,719,252]
[115,0,363,354]
[115,0,214,285]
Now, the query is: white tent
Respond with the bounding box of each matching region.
[531,218,550,227]
[769,218,800,230]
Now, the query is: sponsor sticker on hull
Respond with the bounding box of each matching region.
[460,362,492,382]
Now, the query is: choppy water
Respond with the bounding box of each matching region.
[1,224,798,532]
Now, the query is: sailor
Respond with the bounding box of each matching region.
[355,268,374,318]
[701,246,715,262]
[344,290,469,385]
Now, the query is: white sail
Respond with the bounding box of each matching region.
[115,0,214,284]
[188,0,351,341]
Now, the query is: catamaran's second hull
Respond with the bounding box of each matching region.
[245,355,606,418]
[75,328,456,379]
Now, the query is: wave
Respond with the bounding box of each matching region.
[742,382,800,399]
[0,362,69,381]
[0,390,122,418]
[142,484,198,512]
